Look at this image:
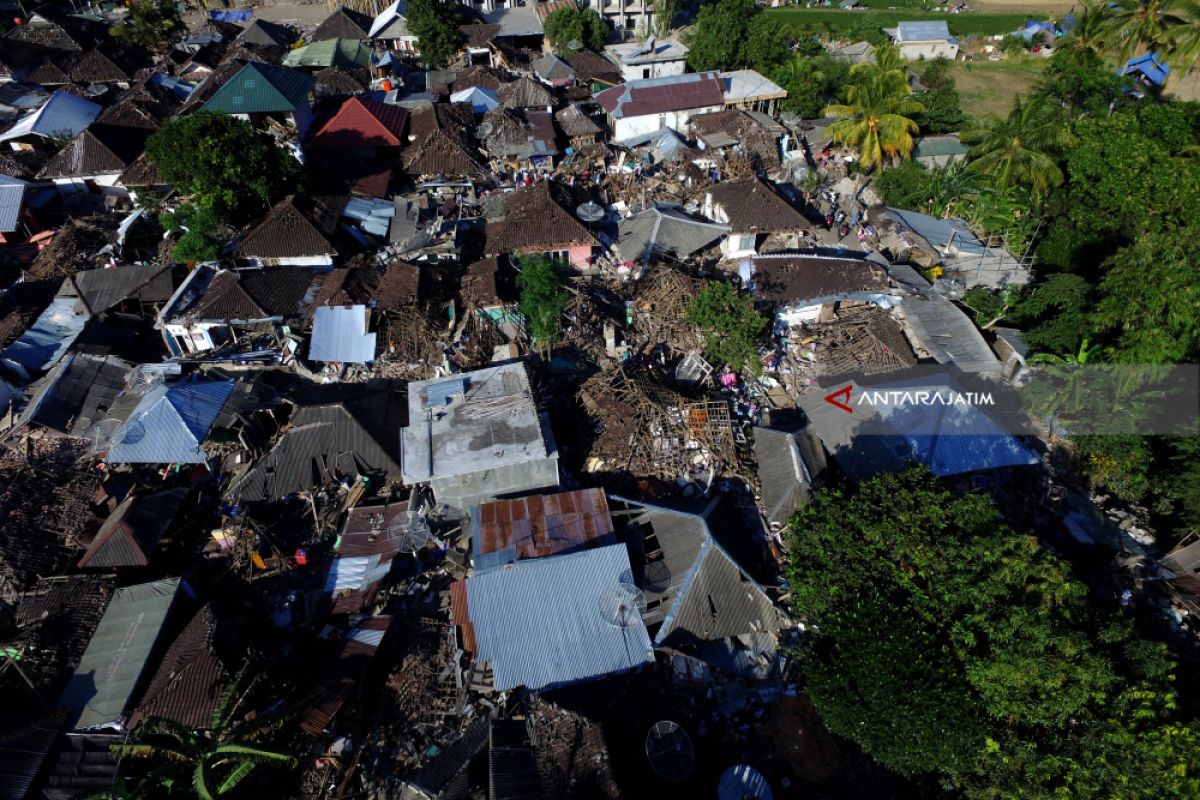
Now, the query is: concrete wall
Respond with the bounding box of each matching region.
[612,104,722,141]
[898,41,960,61]
[431,455,560,511]
[617,58,686,83]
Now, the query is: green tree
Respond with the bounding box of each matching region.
[407,0,461,68]
[824,45,924,171]
[684,281,768,375]
[771,54,826,118]
[1092,226,1200,363]
[653,0,683,37]
[517,255,570,352]
[914,57,965,134]
[685,0,756,71]
[145,113,297,222]
[1012,273,1094,356]
[101,667,295,799]
[161,204,225,264]
[1101,0,1185,65]
[961,96,1074,195]
[788,468,1200,797]
[1054,1,1111,67]
[543,5,609,54]
[109,0,183,52]
[745,13,789,72]
[1038,48,1131,116]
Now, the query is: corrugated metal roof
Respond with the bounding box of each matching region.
[0,90,101,143]
[310,304,377,363]
[227,402,402,501]
[283,38,372,69]
[409,717,490,796]
[0,176,26,232]
[467,544,654,691]
[896,20,953,41]
[203,62,316,114]
[0,296,88,373]
[753,426,826,526]
[617,206,729,262]
[77,488,188,569]
[424,377,466,408]
[596,72,724,119]
[489,718,541,800]
[473,489,616,571]
[369,0,407,38]
[18,352,131,437]
[58,578,181,730]
[127,604,227,730]
[450,579,476,653]
[0,711,67,800]
[106,380,235,465]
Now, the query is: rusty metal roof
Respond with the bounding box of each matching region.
[472,488,616,571]
[596,71,724,119]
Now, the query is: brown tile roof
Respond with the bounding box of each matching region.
[402,103,486,177]
[486,180,597,253]
[463,256,517,307]
[24,58,71,85]
[314,65,367,95]
[535,0,578,21]
[308,151,393,198]
[498,76,554,109]
[96,100,166,130]
[565,50,621,85]
[77,488,187,569]
[597,71,725,119]
[236,196,339,260]
[67,49,129,84]
[555,103,601,139]
[307,95,410,149]
[299,615,392,736]
[4,13,97,52]
[450,64,510,92]
[707,177,809,233]
[475,489,615,562]
[751,253,891,305]
[193,267,324,320]
[459,23,501,49]
[118,154,163,187]
[37,127,143,179]
[309,7,373,41]
[128,604,228,730]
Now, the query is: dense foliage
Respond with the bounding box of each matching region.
[913,57,965,134]
[516,255,571,352]
[685,281,768,375]
[407,0,461,69]
[543,5,609,54]
[788,468,1200,797]
[108,0,183,52]
[145,113,297,261]
[824,45,924,170]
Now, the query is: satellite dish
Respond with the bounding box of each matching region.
[126,364,167,396]
[566,38,583,51]
[475,122,494,138]
[717,765,773,800]
[119,418,146,446]
[84,83,108,97]
[386,506,433,553]
[576,201,605,223]
[85,418,123,456]
[598,582,645,628]
[644,559,672,593]
[646,35,657,54]
[645,720,694,782]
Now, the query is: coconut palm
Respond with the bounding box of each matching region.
[960,96,1075,195]
[89,667,295,800]
[823,46,925,171]
[1056,1,1111,66]
[1164,0,1200,74]
[1101,0,1186,64]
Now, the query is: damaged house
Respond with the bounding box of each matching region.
[202,61,317,137]
[401,362,559,511]
[748,251,895,325]
[484,179,599,270]
[705,177,811,259]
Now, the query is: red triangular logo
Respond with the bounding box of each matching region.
[824,385,854,413]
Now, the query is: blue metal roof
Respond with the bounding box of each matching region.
[310,305,377,364]
[466,544,655,691]
[1123,53,1169,86]
[107,380,234,464]
[896,20,953,42]
[424,377,466,409]
[0,297,88,374]
[0,175,27,232]
[0,90,101,143]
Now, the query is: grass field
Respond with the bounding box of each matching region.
[933,57,1048,118]
[766,7,1047,36]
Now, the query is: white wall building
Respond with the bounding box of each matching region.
[604,37,688,82]
[886,21,961,61]
[596,71,725,141]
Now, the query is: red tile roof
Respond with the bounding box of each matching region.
[596,71,725,119]
[236,196,339,259]
[486,180,598,253]
[475,489,615,561]
[306,95,410,150]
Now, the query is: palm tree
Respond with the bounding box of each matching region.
[1164,0,1200,91]
[823,46,925,171]
[1101,0,1186,64]
[960,96,1075,195]
[93,667,295,800]
[1055,1,1111,66]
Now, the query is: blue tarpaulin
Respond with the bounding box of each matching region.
[210,9,252,22]
[1123,53,1169,86]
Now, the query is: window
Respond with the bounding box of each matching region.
[642,68,651,79]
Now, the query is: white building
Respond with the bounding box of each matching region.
[886,21,960,61]
[604,37,688,82]
[596,71,725,141]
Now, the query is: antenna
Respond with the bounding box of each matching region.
[118,418,147,446]
[645,720,694,782]
[124,363,180,396]
[386,505,433,553]
[85,418,123,456]
[576,201,605,223]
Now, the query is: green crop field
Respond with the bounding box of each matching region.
[766,7,1046,36]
